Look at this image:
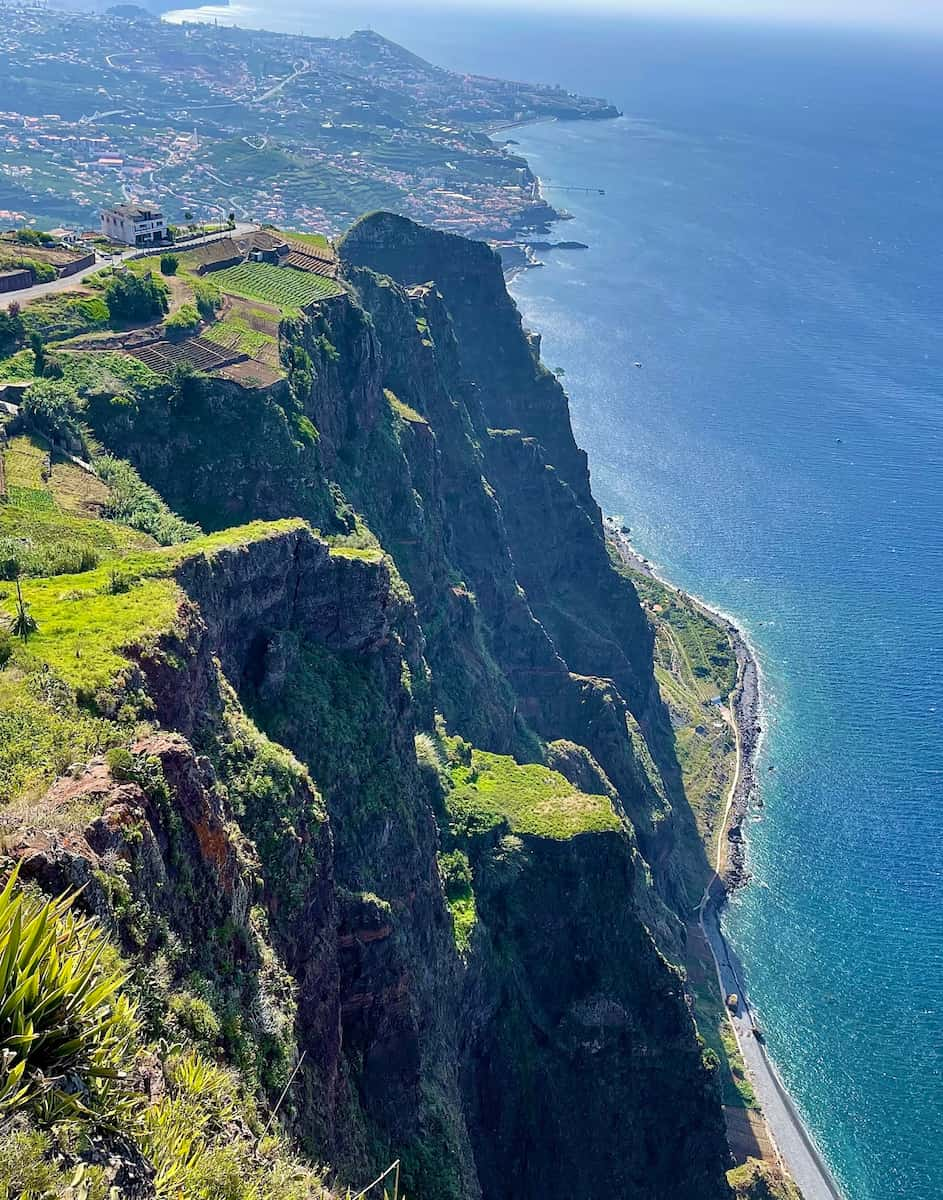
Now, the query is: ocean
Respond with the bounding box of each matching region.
[167,5,943,1196]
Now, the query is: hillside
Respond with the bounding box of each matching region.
[0,214,742,1199]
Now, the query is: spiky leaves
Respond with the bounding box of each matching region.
[0,869,138,1125]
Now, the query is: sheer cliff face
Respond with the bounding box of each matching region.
[65,214,730,1199]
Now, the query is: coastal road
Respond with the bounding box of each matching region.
[701,897,845,1200]
[604,520,845,1200]
[0,257,127,309]
[696,652,844,1200]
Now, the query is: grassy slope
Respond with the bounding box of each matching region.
[448,748,620,840]
[0,508,306,802]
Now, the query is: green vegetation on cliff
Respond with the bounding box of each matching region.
[0,214,737,1200]
[447,746,620,840]
[0,875,334,1200]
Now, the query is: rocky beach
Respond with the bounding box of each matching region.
[605,516,843,1200]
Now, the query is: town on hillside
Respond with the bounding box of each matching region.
[0,4,616,242]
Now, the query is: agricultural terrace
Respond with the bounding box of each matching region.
[209,261,343,313]
[284,231,332,252]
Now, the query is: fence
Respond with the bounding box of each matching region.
[351,1160,401,1200]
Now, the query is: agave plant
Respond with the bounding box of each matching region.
[0,867,139,1125]
[8,577,38,645]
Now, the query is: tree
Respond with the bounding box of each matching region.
[21,379,82,444]
[227,211,235,228]
[192,278,221,320]
[163,303,201,337]
[29,331,45,376]
[0,305,24,356]
[103,269,169,323]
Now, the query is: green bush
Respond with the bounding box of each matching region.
[164,304,201,337]
[0,869,139,1124]
[13,229,53,247]
[20,379,83,447]
[192,279,221,321]
[105,746,135,781]
[159,253,179,276]
[0,256,55,284]
[0,632,11,669]
[103,270,168,324]
[439,848,472,901]
[168,991,222,1044]
[141,1049,329,1200]
[291,413,318,447]
[0,1122,70,1198]
[96,454,201,545]
[0,308,25,356]
[19,295,109,342]
[0,535,99,581]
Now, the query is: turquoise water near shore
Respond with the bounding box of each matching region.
[166,5,943,1194]
[500,30,943,1199]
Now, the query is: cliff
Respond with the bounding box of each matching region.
[0,214,732,1199]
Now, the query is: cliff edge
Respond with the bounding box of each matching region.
[0,214,732,1199]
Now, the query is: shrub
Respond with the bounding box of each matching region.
[0,631,11,669]
[192,278,221,321]
[14,228,54,247]
[29,332,44,376]
[103,270,168,324]
[0,869,139,1124]
[439,849,472,901]
[168,991,222,1044]
[159,253,179,276]
[164,303,200,337]
[0,256,55,283]
[0,1122,70,1198]
[291,413,318,447]
[105,746,135,781]
[0,307,24,356]
[0,537,99,581]
[21,378,83,446]
[96,453,200,545]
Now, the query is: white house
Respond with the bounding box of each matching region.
[100,204,167,247]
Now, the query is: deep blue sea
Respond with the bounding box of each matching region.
[166,4,943,1195]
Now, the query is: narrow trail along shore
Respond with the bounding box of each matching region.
[606,521,844,1200]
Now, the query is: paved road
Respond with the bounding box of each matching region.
[0,223,259,311]
[610,512,846,1200]
[693,629,844,1200]
[701,897,845,1200]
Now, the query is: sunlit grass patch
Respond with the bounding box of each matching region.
[448,748,620,840]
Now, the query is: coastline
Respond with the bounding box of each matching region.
[604,518,844,1200]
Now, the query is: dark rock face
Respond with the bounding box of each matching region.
[462,832,729,1200]
[65,215,732,1199]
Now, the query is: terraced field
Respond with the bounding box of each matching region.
[212,261,343,312]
